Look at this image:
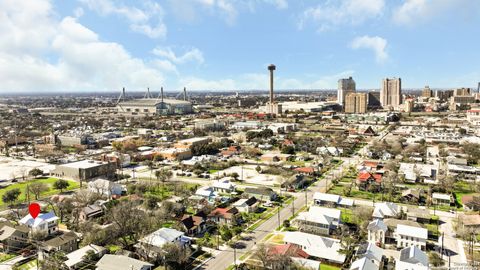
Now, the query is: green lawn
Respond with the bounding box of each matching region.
[0,177,79,206]
[0,253,15,263]
[320,264,340,270]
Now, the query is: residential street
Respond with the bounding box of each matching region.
[196,158,355,270]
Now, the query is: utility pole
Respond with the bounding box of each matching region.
[233,244,237,269]
[304,187,308,205]
[441,232,444,260]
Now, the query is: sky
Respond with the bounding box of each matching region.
[1,0,479,93]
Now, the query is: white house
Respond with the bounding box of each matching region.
[367,219,388,245]
[195,186,217,200]
[313,192,354,207]
[372,202,400,219]
[395,246,428,270]
[136,228,188,258]
[356,242,384,267]
[232,197,258,213]
[350,257,378,270]
[65,244,107,269]
[432,193,452,205]
[283,231,346,264]
[395,224,428,251]
[19,211,59,236]
[293,206,341,236]
[211,179,236,193]
[88,179,124,198]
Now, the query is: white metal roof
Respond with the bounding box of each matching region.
[396,224,428,239]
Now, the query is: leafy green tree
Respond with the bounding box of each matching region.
[53,179,70,193]
[39,251,68,270]
[2,188,21,206]
[28,168,44,178]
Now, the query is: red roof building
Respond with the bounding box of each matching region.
[268,243,309,259]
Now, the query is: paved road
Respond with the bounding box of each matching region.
[197,158,355,270]
[0,256,28,270]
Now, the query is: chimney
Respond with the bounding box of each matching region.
[268,64,276,104]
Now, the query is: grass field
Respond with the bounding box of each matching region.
[0,253,15,263]
[0,177,79,206]
[320,264,341,270]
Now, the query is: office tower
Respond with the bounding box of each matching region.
[380,78,402,108]
[422,86,433,98]
[337,77,356,105]
[345,93,368,113]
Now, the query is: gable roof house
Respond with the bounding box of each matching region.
[243,187,277,201]
[372,202,400,220]
[232,197,259,213]
[395,246,429,270]
[65,244,107,269]
[293,206,341,236]
[179,215,207,236]
[96,254,153,270]
[207,207,240,225]
[313,192,354,208]
[79,204,104,222]
[19,211,59,237]
[395,224,428,251]
[0,222,29,253]
[39,231,80,258]
[367,219,388,246]
[88,178,124,198]
[211,179,236,193]
[283,231,346,265]
[356,172,382,191]
[135,228,187,259]
[356,242,385,267]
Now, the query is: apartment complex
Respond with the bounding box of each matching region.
[380,78,402,108]
[345,93,368,114]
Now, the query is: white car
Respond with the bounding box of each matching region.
[263,202,274,207]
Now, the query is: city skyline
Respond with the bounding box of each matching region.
[1,0,480,93]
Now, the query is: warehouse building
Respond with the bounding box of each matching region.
[117,98,193,115]
[51,160,116,182]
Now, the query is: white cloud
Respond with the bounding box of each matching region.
[0,0,166,92]
[176,70,355,91]
[153,60,178,74]
[392,0,480,25]
[298,0,384,31]
[350,35,388,63]
[170,0,288,25]
[152,47,204,65]
[79,0,167,38]
[74,7,84,18]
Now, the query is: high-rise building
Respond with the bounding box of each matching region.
[345,93,368,113]
[337,77,356,105]
[380,78,402,108]
[454,88,471,96]
[422,86,433,98]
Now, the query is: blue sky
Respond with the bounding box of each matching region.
[0,0,479,92]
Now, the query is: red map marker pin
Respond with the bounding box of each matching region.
[29,203,40,219]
